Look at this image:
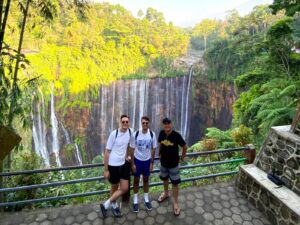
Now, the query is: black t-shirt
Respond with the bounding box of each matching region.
[158,130,186,168]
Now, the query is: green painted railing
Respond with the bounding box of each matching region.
[0,146,254,208]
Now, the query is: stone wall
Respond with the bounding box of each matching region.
[254,125,300,195]
[236,168,300,225]
[236,125,300,225]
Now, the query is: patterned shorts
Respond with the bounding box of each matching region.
[159,165,181,185]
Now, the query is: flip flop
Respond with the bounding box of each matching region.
[173,207,181,217]
[157,192,169,203]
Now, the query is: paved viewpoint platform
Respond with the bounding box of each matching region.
[1,182,271,225]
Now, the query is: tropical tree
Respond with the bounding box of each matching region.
[266,18,295,79]
[270,0,300,16]
[192,19,218,51]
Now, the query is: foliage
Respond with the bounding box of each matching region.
[203,5,284,81]
[269,0,300,16]
[231,125,253,147]
[205,127,235,149]
[234,78,299,135]
[188,142,203,152]
[201,138,218,151]
[192,19,218,51]
[5,150,45,210]
[200,3,300,144]
[7,2,189,95]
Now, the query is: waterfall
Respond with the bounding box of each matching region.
[165,78,170,116]
[180,75,187,134]
[111,82,116,131]
[61,123,71,144]
[74,144,83,165]
[50,84,61,167]
[101,86,107,134]
[33,73,198,166]
[183,67,193,139]
[62,122,82,165]
[131,80,137,129]
[143,80,149,117]
[32,90,50,166]
[139,80,145,130]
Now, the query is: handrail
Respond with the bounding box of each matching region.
[0,146,249,177]
[0,158,246,193]
[0,171,239,207]
[0,146,253,208]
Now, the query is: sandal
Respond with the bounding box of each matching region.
[173,207,181,216]
[157,192,169,203]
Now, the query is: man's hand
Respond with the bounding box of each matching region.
[104,170,110,179]
[132,164,136,174]
[180,156,185,163]
[150,162,154,171]
[126,155,132,163]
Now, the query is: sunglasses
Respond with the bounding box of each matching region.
[122,120,129,124]
[142,122,149,125]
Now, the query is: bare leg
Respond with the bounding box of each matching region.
[109,179,129,203]
[172,184,180,215]
[111,183,119,196]
[110,183,119,204]
[143,176,149,193]
[133,176,140,194]
[163,179,169,195]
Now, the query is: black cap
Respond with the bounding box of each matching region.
[162,117,171,124]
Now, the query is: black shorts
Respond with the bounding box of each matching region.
[108,161,130,184]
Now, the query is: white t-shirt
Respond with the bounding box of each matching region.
[106,128,134,166]
[130,129,158,161]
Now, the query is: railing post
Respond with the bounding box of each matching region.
[244,144,256,164]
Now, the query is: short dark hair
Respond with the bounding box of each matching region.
[141,116,150,122]
[120,115,129,120]
[162,117,171,124]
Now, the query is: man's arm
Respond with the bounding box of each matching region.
[150,148,155,171]
[180,144,187,162]
[158,143,161,159]
[103,149,110,179]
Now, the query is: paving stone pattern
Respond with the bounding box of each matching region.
[1,182,271,225]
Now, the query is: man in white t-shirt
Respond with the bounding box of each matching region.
[130,116,158,213]
[100,115,134,218]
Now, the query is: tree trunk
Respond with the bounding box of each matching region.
[204,36,207,51]
[8,0,30,127]
[0,0,12,52]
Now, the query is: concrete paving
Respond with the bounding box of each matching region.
[1,182,271,225]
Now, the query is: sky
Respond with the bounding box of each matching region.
[98,0,273,27]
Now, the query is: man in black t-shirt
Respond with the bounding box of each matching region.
[157,117,187,217]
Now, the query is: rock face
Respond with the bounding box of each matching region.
[32,69,236,165]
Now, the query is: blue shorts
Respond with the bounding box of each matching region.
[134,157,151,177]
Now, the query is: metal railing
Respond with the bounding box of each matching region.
[0,146,255,208]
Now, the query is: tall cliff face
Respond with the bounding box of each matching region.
[32,66,236,166]
[189,81,236,143]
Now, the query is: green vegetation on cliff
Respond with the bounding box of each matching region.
[192,4,300,143]
[10,2,189,94]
